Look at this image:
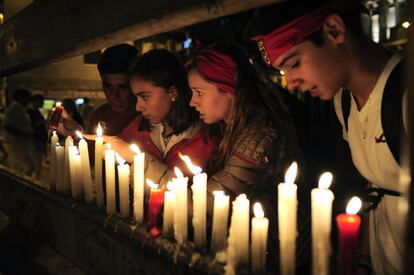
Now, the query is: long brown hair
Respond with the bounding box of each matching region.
[193,42,300,179]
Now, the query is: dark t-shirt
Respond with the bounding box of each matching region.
[86,103,137,135]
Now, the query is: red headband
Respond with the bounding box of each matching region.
[195,49,236,95]
[251,5,330,66]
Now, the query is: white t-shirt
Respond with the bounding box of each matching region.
[334,54,406,275]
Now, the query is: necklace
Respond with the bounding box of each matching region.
[361,93,373,140]
[161,130,174,144]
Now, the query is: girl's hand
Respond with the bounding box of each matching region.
[84,134,135,163]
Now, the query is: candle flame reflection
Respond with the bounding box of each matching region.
[318,172,333,189]
[284,161,297,185]
[56,101,62,107]
[253,202,264,218]
[146,179,159,190]
[178,152,202,175]
[346,196,362,215]
[97,123,103,137]
[130,144,141,154]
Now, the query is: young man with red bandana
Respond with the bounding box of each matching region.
[246,1,407,274]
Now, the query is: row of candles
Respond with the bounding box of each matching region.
[49,123,362,275]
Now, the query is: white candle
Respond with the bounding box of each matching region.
[173,167,188,244]
[311,172,334,275]
[130,144,145,224]
[69,146,83,199]
[63,136,73,195]
[117,153,130,218]
[76,131,93,204]
[163,181,176,237]
[211,190,229,253]
[49,131,58,189]
[95,123,104,208]
[105,143,116,215]
[55,143,65,192]
[278,162,298,275]
[179,153,207,249]
[251,202,269,274]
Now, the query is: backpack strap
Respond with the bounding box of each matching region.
[341,88,351,132]
[381,59,406,165]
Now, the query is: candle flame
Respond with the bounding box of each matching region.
[213,190,225,197]
[97,123,102,137]
[346,196,362,215]
[115,153,126,165]
[53,130,57,136]
[174,167,184,178]
[56,142,60,147]
[130,144,141,154]
[55,101,62,107]
[146,179,159,190]
[178,152,202,175]
[166,181,175,191]
[284,161,297,185]
[76,131,83,139]
[318,172,333,189]
[253,202,265,218]
[106,143,111,150]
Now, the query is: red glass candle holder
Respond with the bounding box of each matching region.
[147,187,165,238]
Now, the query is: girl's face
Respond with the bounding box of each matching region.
[130,75,176,125]
[188,70,234,125]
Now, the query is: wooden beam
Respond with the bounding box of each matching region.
[0,0,281,77]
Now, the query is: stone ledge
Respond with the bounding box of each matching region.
[0,168,224,275]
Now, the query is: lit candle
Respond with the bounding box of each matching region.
[49,131,59,190]
[130,144,145,224]
[336,196,362,275]
[49,101,63,129]
[163,181,176,237]
[251,202,269,274]
[173,167,188,244]
[226,193,250,268]
[179,153,206,249]
[311,172,334,275]
[55,143,65,192]
[278,161,298,275]
[116,153,130,218]
[94,123,104,208]
[105,143,116,215]
[147,179,164,238]
[76,131,93,204]
[211,191,229,254]
[69,146,83,199]
[63,136,73,195]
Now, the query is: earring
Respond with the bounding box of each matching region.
[171,98,176,102]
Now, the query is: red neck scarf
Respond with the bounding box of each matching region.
[251,5,330,66]
[195,49,237,95]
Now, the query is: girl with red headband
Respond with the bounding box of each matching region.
[188,42,310,273]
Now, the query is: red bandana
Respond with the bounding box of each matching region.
[195,49,237,95]
[251,5,330,66]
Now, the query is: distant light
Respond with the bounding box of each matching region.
[280,70,285,76]
[75,98,84,105]
[0,13,3,24]
[183,38,192,49]
[402,21,410,29]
